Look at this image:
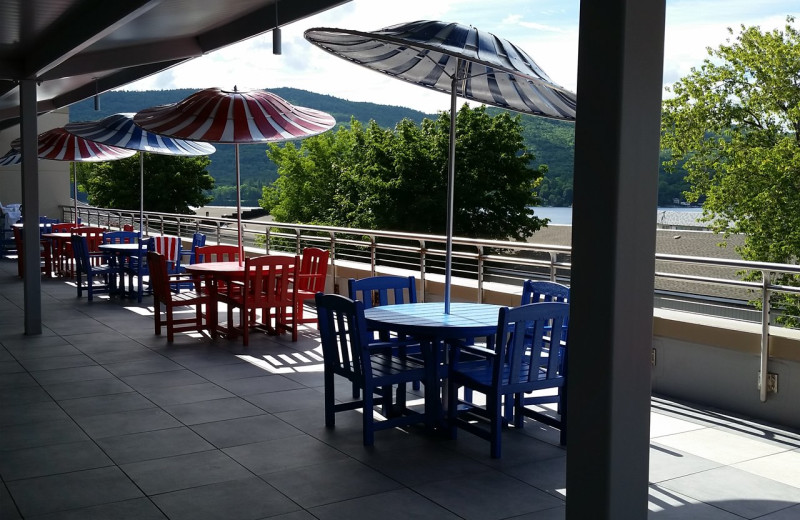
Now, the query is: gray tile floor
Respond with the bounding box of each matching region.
[2,258,800,519]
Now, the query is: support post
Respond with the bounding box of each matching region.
[566,1,666,518]
[19,79,42,335]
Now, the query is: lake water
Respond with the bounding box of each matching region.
[532,206,703,226]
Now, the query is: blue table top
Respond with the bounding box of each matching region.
[364,302,502,339]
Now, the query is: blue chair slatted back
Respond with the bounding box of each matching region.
[348,275,417,310]
[102,231,140,244]
[187,232,206,264]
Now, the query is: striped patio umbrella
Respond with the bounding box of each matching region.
[134,87,336,263]
[65,113,216,234]
[11,128,136,224]
[305,20,577,312]
[0,149,21,166]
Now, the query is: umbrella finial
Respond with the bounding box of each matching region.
[233,85,238,92]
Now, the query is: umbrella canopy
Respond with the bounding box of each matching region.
[65,113,216,233]
[304,20,577,120]
[11,128,136,223]
[134,87,336,263]
[305,20,577,312]
[0,149,21,166]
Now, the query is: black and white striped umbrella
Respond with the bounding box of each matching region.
[305,20,577,312]
[65,113,216,233]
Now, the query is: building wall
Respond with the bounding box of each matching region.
[0,108,71,220]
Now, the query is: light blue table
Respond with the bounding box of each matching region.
[364,302,503,427]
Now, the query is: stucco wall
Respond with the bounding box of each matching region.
[0,108,71,220]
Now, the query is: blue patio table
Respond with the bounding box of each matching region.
[98,242,149,302]
[363,301,502,427]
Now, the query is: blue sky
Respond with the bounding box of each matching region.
[124,0,797,113]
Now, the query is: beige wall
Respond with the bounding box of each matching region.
[0,108,71,219]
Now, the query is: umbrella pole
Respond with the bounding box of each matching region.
[72,162,78,224]
[235,143,243,266]
[139,153,144,235]
[444,60,460,314]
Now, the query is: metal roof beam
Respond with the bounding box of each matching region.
[39,38,204,81]
[24,0,164,79]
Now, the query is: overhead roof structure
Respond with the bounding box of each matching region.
[0,0,349,129]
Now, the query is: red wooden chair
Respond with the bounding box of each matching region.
[219,255,299,346]
[50,222,81,276]
[72,226,108,267]
[13,227,52,278]
[194,245,240,263]
[294,247,329,327]
[147,251,210,342]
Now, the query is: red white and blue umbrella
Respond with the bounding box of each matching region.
[65,113,216,233]
[305,20,577,312]
[134,87,336,263]
[0,149,21,166]
[11,128,136,223]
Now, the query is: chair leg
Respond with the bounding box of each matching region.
[447,379,459,439]
[489,393,503,459]
[324,368,336,428]
[363,384,375,447]
[154,301,162,336]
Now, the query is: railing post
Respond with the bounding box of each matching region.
[295,230,301,255]
[759,269,771,402]
[329,232,337,294]
[477,245,484,303]
[419,240,426,303]
[370,235,377,276]
[550,252,558,282]
[265,227,271,253]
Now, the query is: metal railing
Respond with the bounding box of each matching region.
[64,204,800,401]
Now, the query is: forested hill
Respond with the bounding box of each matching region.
[70,88,686,207]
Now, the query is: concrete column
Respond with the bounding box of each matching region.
[566,1,665,518]
[19,79,42,335]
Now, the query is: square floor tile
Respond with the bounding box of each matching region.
[659,466,800,518]
[0,418,88,450]
[18,354,97,372]
[121,370,208,390]
[309,488,461,520]
[43,378,135,400]
[121,450,252,495]
[151,476,299,520]
[74,407,182,439]
[104,357,185,377]
[30,365,113,385]
[6,466,142,517]
[648,485,743,519]
[137,382,234,406]
[0,400,68,427]
[733,450,800,488]
[28,497,167,520]
[413,470,563,520]
[0,439,112,480]
[245,388,325,413]
[655,427,789,465]
[262,459,401,508]
[59,392,155,418]
[190,413,301,448]
[648,443,722,483]
[161,396,265,425]
[96,426,215,464]
[224,435,349,475]
[214,374,305,396]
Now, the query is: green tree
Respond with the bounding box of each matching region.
[83,153,214,214]
[660,16,800,321]
[262,105,547,240]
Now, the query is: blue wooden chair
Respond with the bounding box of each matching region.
[516,280,570,419]
[71,235,114,301]
[183,232,206,265]
[102,231,141,296]
[315,293,429,446]
[447,302,569,458]
[348,275,424,390]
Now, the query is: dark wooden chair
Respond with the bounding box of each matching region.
[315,292,429,446]
[71,235,113,301]
[219,255,299,345]
[147,251,210,342]
[447,302,569,458]
[294,247,329,327]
